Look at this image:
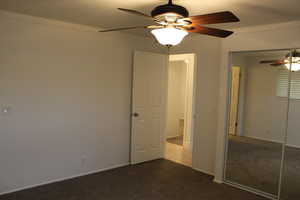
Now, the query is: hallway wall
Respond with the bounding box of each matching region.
[166,61,187,139]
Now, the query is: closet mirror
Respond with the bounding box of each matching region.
[280,48,300,200]
[224,49,293,198]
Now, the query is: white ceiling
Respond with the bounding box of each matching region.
[1,0,300,36]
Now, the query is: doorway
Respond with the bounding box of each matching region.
[164,54,196,167]
[228,66,241,136]
[130,51,196,167]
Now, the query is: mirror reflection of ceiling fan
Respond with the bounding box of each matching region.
[99,0,240,46]
[260,50,300,71]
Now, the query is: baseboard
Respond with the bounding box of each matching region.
[242,135,300,149]
[286,143,300,149]
[213,178,223,184]
[193,167,214,176]
[0,162,129,196]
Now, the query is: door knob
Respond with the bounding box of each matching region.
[132,113,139,117]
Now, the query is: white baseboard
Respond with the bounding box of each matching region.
[242,135,300,149]
[0,162,129,196]
[193,167,214,176]
[286,143,300,149]
[213,178,223,184]
[187,167,222,183]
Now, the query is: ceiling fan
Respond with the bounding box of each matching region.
[99,0,240,46]
[260,50,300,71]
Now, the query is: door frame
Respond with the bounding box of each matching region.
[164,53,197,167]
[228,66,241,136]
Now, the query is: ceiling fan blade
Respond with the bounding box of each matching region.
[185,11,240,25]
[271,63,284,66]
[184,26,233,38]
[118,8,152,18]
[260,60,283,64]
[275,60,287,64]
[99,26,148,32]
[269,60,288,66]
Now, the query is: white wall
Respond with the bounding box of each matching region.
[0,6,245,192]
[166,61,187,138]
[241,56,288,142]
[7,8,296,192]
[239,55,300,148]
[215,21,300,182]
[0,10,223,193]
[0,10,164,194]
[170,36,222,175]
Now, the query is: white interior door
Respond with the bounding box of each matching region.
[229,66,241,135]
[131,51,168,164]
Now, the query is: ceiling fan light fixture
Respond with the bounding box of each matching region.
[151,27,188,46]
[151,3,189,18]
[100,0,240,44]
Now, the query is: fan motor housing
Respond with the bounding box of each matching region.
[151,4,189,18]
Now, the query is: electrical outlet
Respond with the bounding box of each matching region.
[1,106,11,115]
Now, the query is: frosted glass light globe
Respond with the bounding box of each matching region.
[151,27,188,46]
[285,57,300,71]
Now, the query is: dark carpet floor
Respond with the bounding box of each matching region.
[166,135,183,146]
[226,136,300,200]
[0,159,267,200]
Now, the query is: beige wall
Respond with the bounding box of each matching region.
[0,10,164,194]
[5,7,286,193]
[242,56,287,143]
[166,61,187,138]
[0,10,223,194]
[4,9,299,192]
[239,55,300,148]
[215,21,300,182]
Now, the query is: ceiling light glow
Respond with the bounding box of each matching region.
[151,27,188,46]
[285,57,300,71]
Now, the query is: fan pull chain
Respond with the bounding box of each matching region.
[167,45,171,55]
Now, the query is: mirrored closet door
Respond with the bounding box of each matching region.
[224,49,300,199]
[280,48,300,200]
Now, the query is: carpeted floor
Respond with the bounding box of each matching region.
[226,136,300,199]
[166,135,183,146]
[0,159,267,200]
